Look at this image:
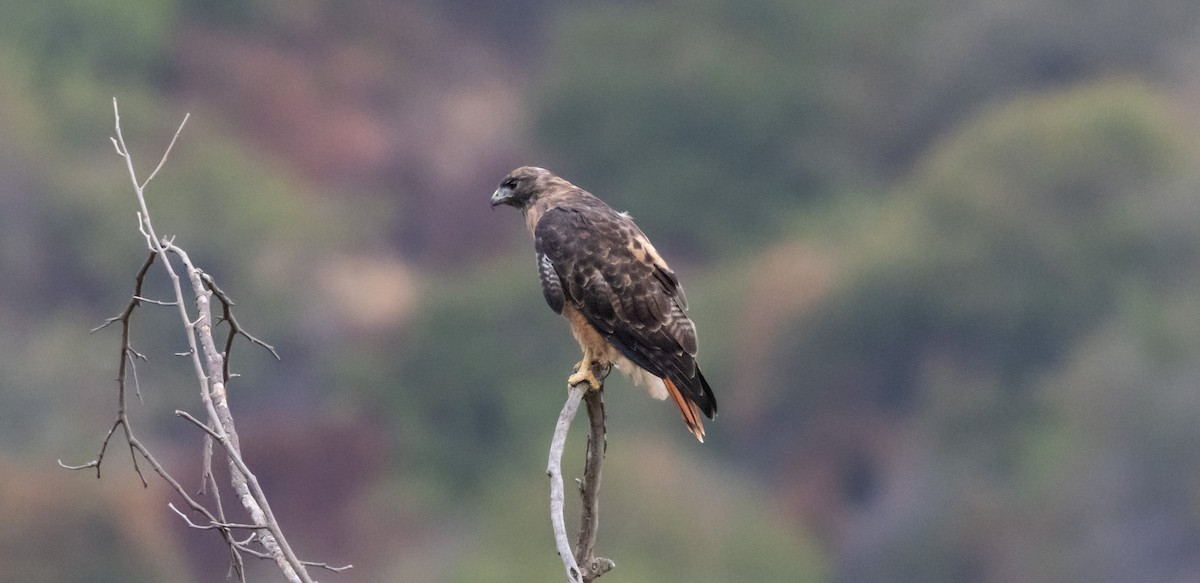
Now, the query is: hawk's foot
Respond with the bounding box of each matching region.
[568,361,608,391]
[568,367,601,391]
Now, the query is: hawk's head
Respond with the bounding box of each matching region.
[490,166,553,209]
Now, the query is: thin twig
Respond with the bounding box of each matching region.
[140,109,189,189]
[132,295,178,306]
[175,409,223,440]
[201,271,280,383]
[169,503,265,530]
[301,561,355,573]
[62,250,158,481]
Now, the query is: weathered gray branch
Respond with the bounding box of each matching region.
[62,99,349,581]
[113,99,314,583]
[167,241,313,583]
[575,388,613,581]
[548,384,585,582]
[547,368,615,583]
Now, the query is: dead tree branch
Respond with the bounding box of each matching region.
[548,384,584,582]
[547,366,615,583]
[574,388,613,579]
[201,271,280,383]
[166,241,316,582]
[61,98,349,581]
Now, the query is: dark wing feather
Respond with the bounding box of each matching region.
[535,205,716,418]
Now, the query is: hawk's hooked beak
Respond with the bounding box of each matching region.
[490,187,513,207]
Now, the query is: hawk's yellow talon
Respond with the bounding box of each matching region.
[568,366,603,391]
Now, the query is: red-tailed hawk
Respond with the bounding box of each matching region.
[491,166,717,442]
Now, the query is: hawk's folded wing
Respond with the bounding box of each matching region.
[534,205,716,418]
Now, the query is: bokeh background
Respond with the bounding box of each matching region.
[6,0,1200,581]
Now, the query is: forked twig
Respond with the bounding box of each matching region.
[201,271,280,383]
[548,366,615,583]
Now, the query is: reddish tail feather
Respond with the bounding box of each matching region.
[664,378,706,442]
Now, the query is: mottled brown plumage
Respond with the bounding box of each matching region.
[491,166,717,441]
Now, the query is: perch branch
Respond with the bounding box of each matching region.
[547,365,615,583]
[548,384,584,583]
[575,388,613,580]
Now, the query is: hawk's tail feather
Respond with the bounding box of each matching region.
[664,378,706,443]
[695,368,717,418]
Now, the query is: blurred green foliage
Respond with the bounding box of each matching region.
[777,79,1195,417]
[349,259,576,494]
[536,0,867,252]
[9,0,1200,581]
[765,80,1200,580]
[447,447,828,582]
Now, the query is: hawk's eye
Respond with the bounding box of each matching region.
[502,178,518,190]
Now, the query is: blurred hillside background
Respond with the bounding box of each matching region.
[7,0,1200,581]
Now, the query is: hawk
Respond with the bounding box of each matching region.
[490,166,717,442]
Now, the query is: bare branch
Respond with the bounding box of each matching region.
[117,98,313,581]
[90,317,122,334]
[57,459,96,471]
[199,432,215,496]
[549,384,585,583]
[302,561,355,574]
[165,241,315,583]
[169,503,264,531]
[62,100,341,582]
[141,112,190,188]
[575,389,614,581]
[175,409,222,440]
[62,244,249,580]
[62,250,159,481]
[132,295,178,306]
[126,349,145,403]
[201,271,280,383]
[548,366,615,583]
